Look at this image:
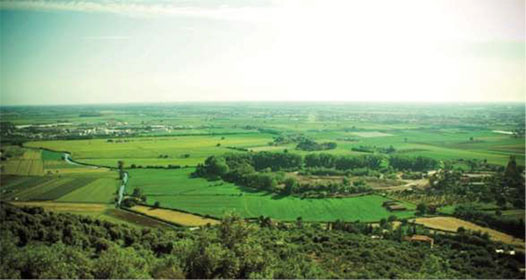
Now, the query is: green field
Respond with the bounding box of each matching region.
[263,129,524,166]
[36,177,97,200]
[1,171,117,203]
[3,103,524,226]
[128,169,415,222]
[57,177,120,203]
[25,128,524,168]
[26,134,274,167]
[1,149,44,176]
[0,175,54,199]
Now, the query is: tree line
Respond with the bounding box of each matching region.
[453,204,525,239]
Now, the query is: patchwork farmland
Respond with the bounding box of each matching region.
[0,103,524,279]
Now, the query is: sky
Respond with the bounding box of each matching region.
[0,0,524,105]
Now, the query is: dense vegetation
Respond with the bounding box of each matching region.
[453,204,525,239]
[193,152,386,197]
[1,203,523,279]
[296,139,337,151]
[193,151,442,198]
[304,153,382,170]
[427,156,525,208]
[389,156,438,172]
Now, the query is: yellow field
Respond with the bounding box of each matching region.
[29,159,44,176]
[1,150,44,176]
[131,205,220,226]
[2,160,21,174]
[17,160,32,174]
[412,216,525,248]
[22,150,41,160]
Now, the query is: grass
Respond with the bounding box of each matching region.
[1,147,118,204]
[9,105,525,226]
[1,149,45,176]
[24,125,524,169]
[412,216,525,248]
[131,205,220,226]
[439,202,501,215]
[28,177,97,201]
[4,177,71,201]
[41,150,89,171]
[148,193,416,222]
[350,131,393,138]
[128,168,242,196]
[1,174,112,202]
[250,129,524,166]
[481,209,526,221]
[500,210,526,220]
[1,147,105,177]
[29,159,44,176]
[0,176,54,199]
[57,177,119,204]
[41,149,64,161]
[128,169,415,222]
[26,133,274,167]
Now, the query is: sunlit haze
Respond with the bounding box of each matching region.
[1,0,524,105]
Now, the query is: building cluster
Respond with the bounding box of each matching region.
[2,121,196,140]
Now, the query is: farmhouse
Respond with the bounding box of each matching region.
[404,235,434,248]
[382,200,407,211]
[382,201,397,207]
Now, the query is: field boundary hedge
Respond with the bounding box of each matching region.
[136,202,221,221]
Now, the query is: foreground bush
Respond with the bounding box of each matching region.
[0,203,523,279]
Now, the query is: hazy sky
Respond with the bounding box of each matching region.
[0,0,524,105]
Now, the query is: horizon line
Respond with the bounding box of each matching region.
[1,100,525,108]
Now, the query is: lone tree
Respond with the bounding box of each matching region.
[504,155,520,180]
[296,216,303,228]
[117,160,125,179]
[132,188,142,198]
[284,177,298,195]
[416,202,427,216]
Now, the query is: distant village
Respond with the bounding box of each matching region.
[0,121,193,141]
